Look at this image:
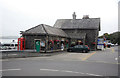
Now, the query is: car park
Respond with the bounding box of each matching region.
[67,45,90,53]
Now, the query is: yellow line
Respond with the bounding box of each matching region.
[82,52,96,61]
[84,60,120,65]
[112,48,115,53]
[117,63,120,64]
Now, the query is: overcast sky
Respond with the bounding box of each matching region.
[0,0,119,37]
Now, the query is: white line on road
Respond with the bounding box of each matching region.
[61,70,84,74]
[40,69,59,72]
[0,59,9,61]
[40,68,102,76]
[115,58,118,60]
[61,70,74,73]
[72,72,80,74]
[86,73,102,76]
[0,69,21,71]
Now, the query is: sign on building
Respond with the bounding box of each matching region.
[97,38,104,50]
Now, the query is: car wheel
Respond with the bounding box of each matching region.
[67,49,69,52]
[85,51,88,53]
[69,49,72,52]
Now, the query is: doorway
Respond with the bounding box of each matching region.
[34,39,41,52]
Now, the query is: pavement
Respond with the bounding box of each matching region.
[0,46,119,77]
[0,50,67,59]
[0,49,100,59]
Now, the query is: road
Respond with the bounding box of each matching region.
[1,46,119,77]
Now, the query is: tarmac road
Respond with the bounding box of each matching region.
[1,46,119,77]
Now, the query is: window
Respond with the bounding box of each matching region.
[74,45,79,48]
[78,45,83,48]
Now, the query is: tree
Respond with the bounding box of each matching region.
[99,32,120,45]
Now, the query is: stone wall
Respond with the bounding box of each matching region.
[62,29,99,50]
[23,35,46,49]
[23,35,69,51]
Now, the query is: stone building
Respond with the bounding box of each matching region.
[21,24,69,52]
[21,12,100,51]
[54,12,100,50]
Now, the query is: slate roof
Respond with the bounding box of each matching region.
[53,18,100,31]
[22,24,68,37]
[67,33,86,39]
[22,25,46,35]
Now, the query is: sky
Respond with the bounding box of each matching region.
[0,0,119,37]
[118,1,120,32]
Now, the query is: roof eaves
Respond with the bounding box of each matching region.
[22,33,46,36]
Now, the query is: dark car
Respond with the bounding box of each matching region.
[67,45,90,53]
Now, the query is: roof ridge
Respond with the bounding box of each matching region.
[42,24,48,35]
[25,25,41,32]
[56,18,100,20]
[44,24,64,30]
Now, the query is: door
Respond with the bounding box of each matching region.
[73,45,79,51]
[78,45,83,51]
[35,40,40,52]
[18,40,21,50]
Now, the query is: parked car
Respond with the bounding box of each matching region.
[107,43,111,48]
[0,46,7,50]
[67,45,90,53]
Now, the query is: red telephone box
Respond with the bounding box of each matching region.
[17,37,25,50]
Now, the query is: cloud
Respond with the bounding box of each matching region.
[0,0,119,36]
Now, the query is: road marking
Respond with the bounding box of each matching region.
[72,72,80,74]
[115,58,118,60]
[40,68,102,76]
[112,48,115,53]
[37,56,51,58]
[0,68,21,71]
[40,69,59,72]
[61,70,83,74]
[85,60,120,64]
[86,73,102,76]
[62,70,74,73]
[81,52,96,61]
[0,59,9,61]
[117,63,120,64]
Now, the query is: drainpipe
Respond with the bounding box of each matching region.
[42,24,48,53]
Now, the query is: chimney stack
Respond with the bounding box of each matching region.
[83,15,89,19]
[72,12,76,19]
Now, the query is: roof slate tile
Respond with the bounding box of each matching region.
[53,18,100,30]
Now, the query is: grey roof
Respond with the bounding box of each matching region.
[22,24,68,37]
[53,18,100,30]
[23,25,46,35]
[67,33,86,39]
[43,25,68,37]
